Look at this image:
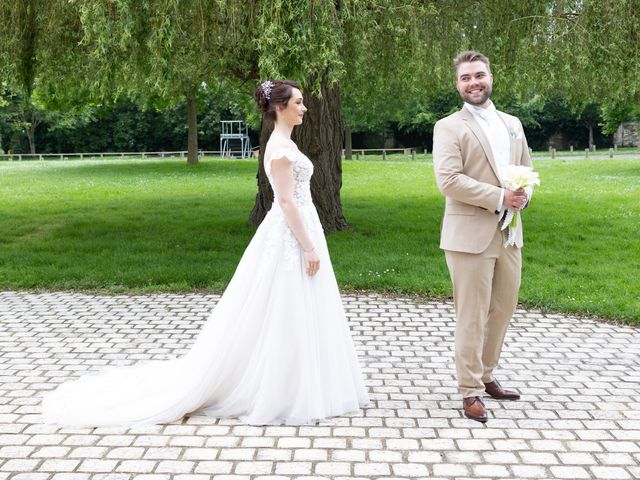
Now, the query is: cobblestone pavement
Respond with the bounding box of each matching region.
[1,291,639,480]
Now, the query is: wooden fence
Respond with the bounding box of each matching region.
[2,146,626,162]
[0,147,429,162]
[0,150,241,161]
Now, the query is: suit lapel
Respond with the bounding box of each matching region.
[460,107,502,184]
[496,111,517,165]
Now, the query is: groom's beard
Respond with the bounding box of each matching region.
[460,85,492,106]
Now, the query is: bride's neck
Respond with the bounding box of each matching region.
[272,122,293,139]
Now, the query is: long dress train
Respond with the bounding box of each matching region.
[41,147,369,426]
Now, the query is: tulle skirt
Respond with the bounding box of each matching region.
[42,203,369,426]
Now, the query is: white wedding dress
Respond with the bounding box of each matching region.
[42,147,369,426]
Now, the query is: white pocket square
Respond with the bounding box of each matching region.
[511,129,524,140]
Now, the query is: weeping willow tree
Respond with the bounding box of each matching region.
[248,1,351,231]
[248,1,456,232]
[250,0,640,231]
[0,0,82,153]
[440,1,640,121]
[1,1,258,163]
[2,1,638,227]
[12,0,38,153]
[70,1,258,165]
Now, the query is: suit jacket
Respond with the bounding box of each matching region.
[433,106,533,254]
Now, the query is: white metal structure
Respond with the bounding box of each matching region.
[219,120,252,158]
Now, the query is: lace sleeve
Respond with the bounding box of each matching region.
[264,147,296,177]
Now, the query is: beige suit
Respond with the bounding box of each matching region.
[433,106,533,398]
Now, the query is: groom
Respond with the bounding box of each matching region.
[433,51,533,422]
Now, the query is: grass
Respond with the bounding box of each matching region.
[0,155,638,323]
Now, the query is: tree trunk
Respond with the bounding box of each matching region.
[27,126,36,155]
[588,125,594,149]
[248,121,274,226]
[26,108,38,154]
[186,86,198,165]
[294,75,348,232]
[344,123,352,160]
[27,124,36,154]
[18,0,37,155]
[249,71,348,233]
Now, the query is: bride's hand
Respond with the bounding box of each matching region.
[303,248,320,276]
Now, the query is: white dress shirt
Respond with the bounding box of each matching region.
[464,101,512,212]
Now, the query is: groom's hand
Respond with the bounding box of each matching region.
[503,188,527,211]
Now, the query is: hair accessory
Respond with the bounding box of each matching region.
[260,80,273,100]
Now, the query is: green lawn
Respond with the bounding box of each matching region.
[1,155,638,323]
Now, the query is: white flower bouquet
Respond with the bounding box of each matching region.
[501,165,540,247]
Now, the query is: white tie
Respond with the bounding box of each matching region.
[475,107,492,123]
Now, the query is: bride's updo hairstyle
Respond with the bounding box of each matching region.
[254,79,301,123]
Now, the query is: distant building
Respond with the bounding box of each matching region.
[547,132,570,150]
[614,122,640,147]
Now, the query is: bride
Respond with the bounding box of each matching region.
[42,79,369,426]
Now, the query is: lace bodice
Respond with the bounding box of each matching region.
[265,147,314,207]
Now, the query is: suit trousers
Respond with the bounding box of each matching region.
[445,226,521,398]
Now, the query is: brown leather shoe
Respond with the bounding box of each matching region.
[463,396,488,422]
[484,379,520,400]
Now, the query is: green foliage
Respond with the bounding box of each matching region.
[2,1,640,154]
[340,1,640,139]
[578,102,601,128]
[0,88,24,152]
[399,89,460,134]
[340,2,456,131]
[601,101,640,136]
[0,1,84,95]
[387,91,610,151]
[0,83,256,153]
[73,1,242,100]
[457,1,640,103]
[255,1,342,85]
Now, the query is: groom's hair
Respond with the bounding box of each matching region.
[453,51,491,74]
